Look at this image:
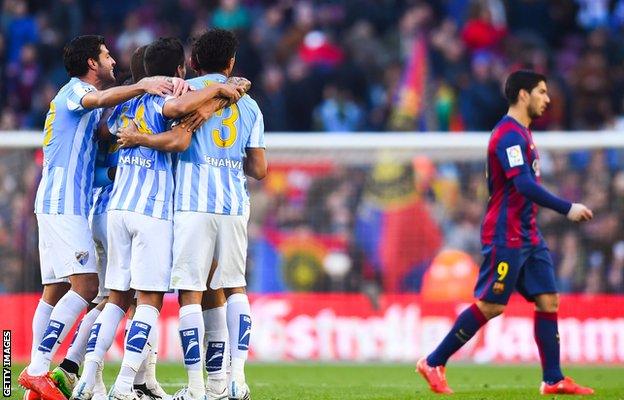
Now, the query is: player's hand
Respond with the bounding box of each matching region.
[138,76,174,97]
[180,98,229,132]
[171,77,191,97]
[117,121,142,148]
[217,83,245,103]
[567,203,593,222]
[226,76,252,94]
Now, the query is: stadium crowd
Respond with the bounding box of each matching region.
[1,0,624,293]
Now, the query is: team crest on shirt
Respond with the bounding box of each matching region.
[532,159,541,177]
[492,282,505,295]
[506,145,524,167]
[75,251,89,265]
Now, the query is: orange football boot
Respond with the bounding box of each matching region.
[18,369,66,400]
[540,376,594,395]
[23,389,42,400]
[416,357,453,394]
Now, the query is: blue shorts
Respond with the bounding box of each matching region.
[474,241,558,305]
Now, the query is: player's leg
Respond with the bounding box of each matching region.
[177,290,207,399]
[110,212,172,399]
[73,210,133,400]
[170,211,217,399]
[418,245,522,394]
[33,283,70,360]
[212,213,252,400]
[51,301,105,398]
[519,245,593,395]
[21,215,98,400]
[55,210,112,397]
[133,314,169,399]
[202,266,228,400]
[74,291,133,400]
[64,211,110,373]
[111,291,164,398]
[31,214,71,362]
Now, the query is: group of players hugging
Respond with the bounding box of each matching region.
[20,28,264,400]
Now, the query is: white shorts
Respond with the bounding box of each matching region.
[37,213,97,285]
[171,211,248,291]
[105,210,173,292]
[89,212,109,302]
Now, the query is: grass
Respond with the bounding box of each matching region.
[10,363,624,399]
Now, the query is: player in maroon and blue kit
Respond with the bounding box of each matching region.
[417,70,595,395]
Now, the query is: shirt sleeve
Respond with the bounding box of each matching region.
[66,82,95,113]
[494,130,531,179]
[150,95,167,117]
[245,108,265,149]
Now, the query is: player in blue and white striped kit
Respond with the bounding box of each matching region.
[79,37,244,400]
[169,29,267,400]
[19,35,177,400]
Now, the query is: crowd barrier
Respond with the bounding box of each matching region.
[2,293,622,363]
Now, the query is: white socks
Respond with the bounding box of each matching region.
[65,307,101,366]
[81,303,125,388]
[28,290,88,375]
[31,300,53,360]
[114,304,159,393]
[226,294,251,381]
[179,304,205,397]
[204,305,228,390]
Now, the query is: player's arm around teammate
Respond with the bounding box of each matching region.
[116,80,247,152]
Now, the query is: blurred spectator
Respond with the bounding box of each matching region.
[255,65,287,132]
[211,0,251,32]
[313,84,364,132]
[461,0,507,52]
[458,51,507,130]
[2,0,38,64]
[115,12,155,55]
[6,44,39,114]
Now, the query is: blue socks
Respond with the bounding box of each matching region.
[427,304,488,367]
[534,311,564,384]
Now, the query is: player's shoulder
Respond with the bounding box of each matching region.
[186,76,207,90]
[69,77,96,95]
[236,94,261,114]
[490,117,527,144]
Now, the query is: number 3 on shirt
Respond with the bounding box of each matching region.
[212,104,239,148]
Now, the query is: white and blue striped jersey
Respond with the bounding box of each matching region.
[175,74,265,215]
[90,103,128,216]
[34,77,102,216]
[91,141,120,216]
[107,94,175,220]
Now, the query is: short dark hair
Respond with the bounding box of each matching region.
[191,29,238,73]
[63,35,106,77]
[504,70,547,105]
[143,37,185,77]
[130,45,148,83]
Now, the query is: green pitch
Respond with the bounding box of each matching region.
[11,363,624,399]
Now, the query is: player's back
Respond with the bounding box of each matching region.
[481,115,540,248]
[175,74,264,216]
[35,77,102,216]
[108,94,175,220]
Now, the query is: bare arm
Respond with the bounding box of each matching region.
[82,76,174,109]
[162,83,245,119]
[244,148,267,180]
[117,121,193,153]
